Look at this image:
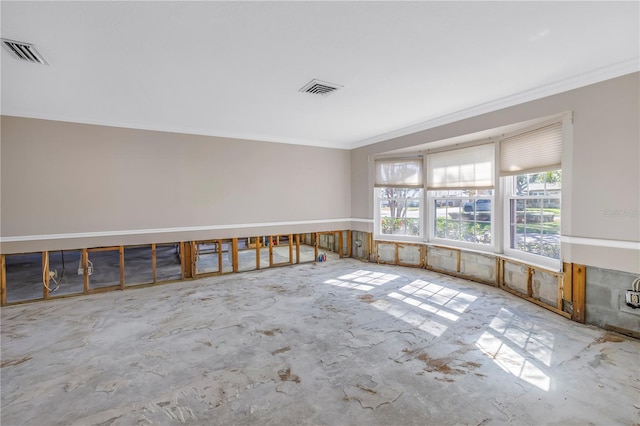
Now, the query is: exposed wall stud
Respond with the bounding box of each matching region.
[119,246,125,290]
[151,243,157,283]
[82,249,89,294]
[232,238,239,272]
[42,251,49,300]
[0,254,6,306]
[572,264,586,323]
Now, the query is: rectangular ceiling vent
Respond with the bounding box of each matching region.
[2,38,48,65]
[299,79,342,96]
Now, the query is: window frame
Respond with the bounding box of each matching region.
[428,189,496,252]
[374,187,424,242]
[503,171,562,270]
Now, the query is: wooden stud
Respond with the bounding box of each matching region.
[557,273,564,311]
[152,243,157,284]
[82,249,89,294]
[571,263,586,323]
[217,239,223,274]
[181,242,195,279]
[1,254,6,306]
[314,232,319,262]
[288,234,294,264]
[256,236,261,270]
[119,246,125,290]
[295,234,301,264]
[395,243,400,265]
[232,238,239,272]
[42,251,49,300]
[338,231,343,258]
[347,231,352,258]
[269,235,274,267]
[456,249,461,273]
[423,245,429,269]
[562,262,573,302]
[87,246,120,253]
[527,267,533,297]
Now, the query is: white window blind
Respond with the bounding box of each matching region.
[500,122,563,176]
[427,144,494,190]
[375,158,423,188]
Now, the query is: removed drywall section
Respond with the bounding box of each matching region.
[427,246,458,274]
[459,251,496,284]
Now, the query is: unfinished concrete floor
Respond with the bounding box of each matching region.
[1,259,638,425]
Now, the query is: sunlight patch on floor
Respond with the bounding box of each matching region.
[476,308,554,391]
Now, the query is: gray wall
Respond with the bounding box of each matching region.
[351,72,640,275]
[1,117,351,252]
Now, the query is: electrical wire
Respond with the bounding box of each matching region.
[42,251,61,293]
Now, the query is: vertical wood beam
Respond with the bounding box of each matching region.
[456,249,461,273]
[572,264,586,323]
[557,273,564,310]
[288,234,293,263]
[338,231,344,258]
[527,267,533,297]
[42,251,49,300]
[395,244,400,265]
[256,236,261,270]
[217,240,223,274]
[82,249,89,294]
[295,234,301,264]
[232,238,239,272]
[151,243,157,283]
[119,246,125,289]
[314,232,319,262]
[181,242,195,279]
[269,235,274,267]
[347,231,352,258]
[1,254,6,306]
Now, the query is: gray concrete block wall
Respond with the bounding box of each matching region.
[427,247,457,273]
[586,266,640,333]
[398,245,421,266]
[532,269,558,306]
[377,243,396,263]
[459,252,495,283]
[504,262,529,294]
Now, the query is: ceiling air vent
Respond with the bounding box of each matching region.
[299,79,342,96]
[2,38,48,65]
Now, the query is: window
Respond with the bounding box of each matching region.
[507,171,561,259]
[427,144,495,248]
[500,119,564,266]
[433,190,493,245]
[374,158,423,240]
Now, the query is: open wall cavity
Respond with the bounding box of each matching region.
[0,231,351,306]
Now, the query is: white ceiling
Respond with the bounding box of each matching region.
[1,1,638,150]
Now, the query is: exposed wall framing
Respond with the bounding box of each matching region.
[0,231,350,307]
[0,231,588,328]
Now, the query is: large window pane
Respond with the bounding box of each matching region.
[432,190,492,245]
[377,187,422,238]
[508,171,561,260]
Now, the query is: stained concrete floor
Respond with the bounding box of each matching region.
[1,258,638,425]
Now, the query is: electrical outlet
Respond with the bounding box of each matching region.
[625,290,640,309]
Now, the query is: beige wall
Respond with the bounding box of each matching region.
[351,73,640,273]
[1,117,351,252]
